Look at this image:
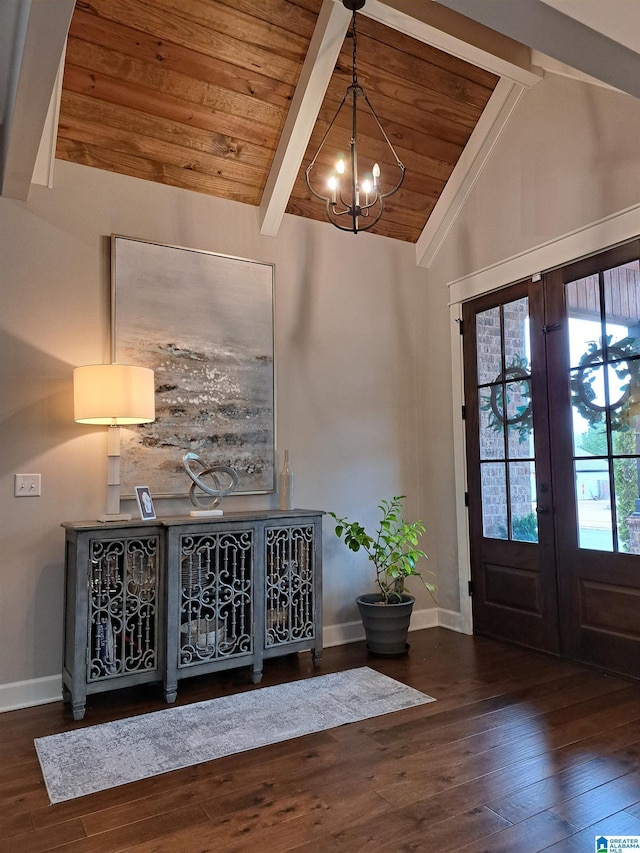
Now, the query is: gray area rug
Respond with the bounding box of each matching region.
[35,667,434,803]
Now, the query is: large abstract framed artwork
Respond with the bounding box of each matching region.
[112,235,275,497]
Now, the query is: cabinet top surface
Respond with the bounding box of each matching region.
[62,508,324,531]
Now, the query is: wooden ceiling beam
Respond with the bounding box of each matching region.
[1,0,75,199]
[259,0,350,236]
[416,77,525,268]
[365,0,542,88]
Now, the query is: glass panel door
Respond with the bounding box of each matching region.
[463,280,560,654]
[546,241,640,678]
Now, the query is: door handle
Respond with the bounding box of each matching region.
[536,505,549,514]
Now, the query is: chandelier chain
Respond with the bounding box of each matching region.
[351,10,358,88]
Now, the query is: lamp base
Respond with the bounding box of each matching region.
[98,512,132,523]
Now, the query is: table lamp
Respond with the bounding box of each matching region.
[74,363,155,522]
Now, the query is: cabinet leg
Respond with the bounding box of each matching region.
[72,703,86,721]
[312,648,323,666]
[251,664,263,684]
[62,685,72,705]
[165,688,177,704]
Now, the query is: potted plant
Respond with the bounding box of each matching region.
[329,496,435,656]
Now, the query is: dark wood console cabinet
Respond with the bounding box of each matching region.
[62,510,323,719]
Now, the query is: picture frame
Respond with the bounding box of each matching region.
[135,486,156,521]
[111,235,275,498]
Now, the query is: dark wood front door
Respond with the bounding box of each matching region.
[463,279,560,655]
[464,242,640,679]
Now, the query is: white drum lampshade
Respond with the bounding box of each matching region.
[73,364,156,521]
[74,363,155,425]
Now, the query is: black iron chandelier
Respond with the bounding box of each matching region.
[304,0,405,234]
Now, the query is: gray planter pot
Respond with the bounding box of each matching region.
[356,593,415,657]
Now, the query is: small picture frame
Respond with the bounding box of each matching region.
[135,486,156,520]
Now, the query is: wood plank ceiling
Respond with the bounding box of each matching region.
[56,0,499,243]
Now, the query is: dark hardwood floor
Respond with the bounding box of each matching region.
[2,628,640,852]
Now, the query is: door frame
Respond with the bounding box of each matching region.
[448,203,640,635]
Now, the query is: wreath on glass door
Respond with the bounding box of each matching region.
[481,354,534,443]
[569,335,640,432]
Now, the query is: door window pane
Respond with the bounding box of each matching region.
[479,388,504,461]
[604,261,640,356]
[575,457,613,550]
[476,307,502,385]
[503,297,531,369]
[614,450,640,554]
[509,461,538,542]
[506,377,534,459]
[566,275,601,368]
[610,356,640,435]
[481,463,507,539]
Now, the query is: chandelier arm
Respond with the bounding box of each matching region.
[360,90,405,169]
[355,196,386,227]
[356,207,384,231]
[304,91,350,201]
[377,164,406,200]
[327,204,384,233]
[306,174,333,202]
[359,194,382,213]
[338,187,352,209]
[325,213,381,232]
[329,205,356,218]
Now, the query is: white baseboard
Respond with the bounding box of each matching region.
[321,606,464,649]
[323,618,366,648]
[409,607,440,631]
[0,675,62,714]
[1,609,467,713]
[437,607,469,633]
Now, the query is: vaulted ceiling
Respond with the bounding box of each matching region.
[56,0,500,245]
[3,0,640,265]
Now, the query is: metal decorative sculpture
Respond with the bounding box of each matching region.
[182,451,239,514]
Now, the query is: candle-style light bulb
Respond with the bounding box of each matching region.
[362,178,372,205]
[328,175,338,203]
[372,162,380,189]
[336,159,346,175]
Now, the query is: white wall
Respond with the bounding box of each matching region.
[435,74,640,285]
[0,159,436,703]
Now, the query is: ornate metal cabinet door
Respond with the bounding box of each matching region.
[62,523,163,721]
[264,516,323,665]
[178,528,254,666]
[87,535,160,682]
[164,520,259,702]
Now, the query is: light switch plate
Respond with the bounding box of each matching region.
[14,474,41,496]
